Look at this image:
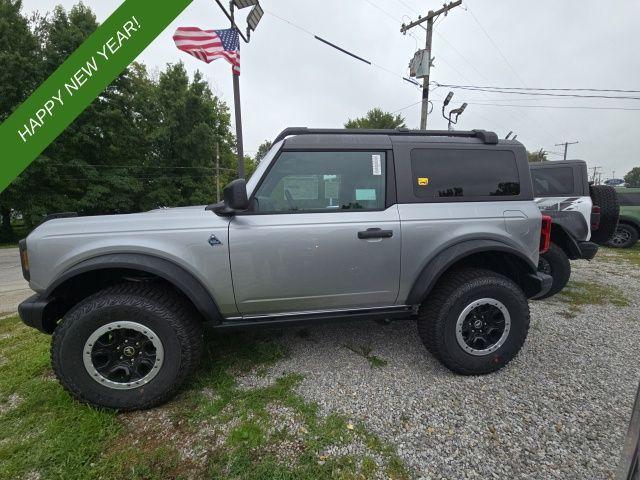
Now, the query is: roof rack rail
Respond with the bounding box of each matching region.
[272,127,499,145]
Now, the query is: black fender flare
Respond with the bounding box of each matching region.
[406,239,538,305]
[46,253,223,323]
[549,222,582,260]
[619,215,640,231]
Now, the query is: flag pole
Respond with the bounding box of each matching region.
[228,3,245,179]
[232,71,245,178]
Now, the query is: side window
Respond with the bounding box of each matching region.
[410,149,520,199]
[253,151,386,213]
[531,167,575,196]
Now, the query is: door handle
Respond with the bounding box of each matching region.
[358,228,393,239]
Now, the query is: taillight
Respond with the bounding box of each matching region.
[18,239,30,281]
[539,215,552,254]
[591,205,601,231]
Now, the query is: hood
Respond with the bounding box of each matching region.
[28,205,228,240]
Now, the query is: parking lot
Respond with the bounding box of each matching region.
[0,246,638,479]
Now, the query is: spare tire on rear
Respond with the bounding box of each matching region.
[589,185,619,245]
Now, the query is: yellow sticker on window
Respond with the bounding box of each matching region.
[417,177,429,186]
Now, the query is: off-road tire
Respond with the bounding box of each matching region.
[51,283,203,410]
[608,223,639,249]
[535,242,571,299]
[417,268,530,375]
[590,184,620,245]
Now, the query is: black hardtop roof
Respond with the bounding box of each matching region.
[529,159,587,168]
[274,127,500,145]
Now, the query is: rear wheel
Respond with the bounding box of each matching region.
[608,223,639,249]
[590,185,620,245]
[535,242,571,299]
[417,268,530,375]
[51,283,203,410]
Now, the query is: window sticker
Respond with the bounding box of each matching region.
[418,177,429,186]
[371,154,381,176]
[356,188,377,201]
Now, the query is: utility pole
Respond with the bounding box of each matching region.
[401,0,462,129]
[215,141,220,202]
[555,140,579,160]
[591,166,601,183]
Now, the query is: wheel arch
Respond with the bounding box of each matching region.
[549,223,581,260]
[41,253,223,332]
[618,215,640,232]
[406,239,539,305]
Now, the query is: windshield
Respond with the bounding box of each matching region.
[245,140,283,198]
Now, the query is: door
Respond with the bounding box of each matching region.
[229,150,401,316]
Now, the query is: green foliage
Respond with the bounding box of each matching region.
[345,107,406,129]
[527,149,548,162]
[254,140,273,163]
[624,167,640,188]
[0,2,241,234]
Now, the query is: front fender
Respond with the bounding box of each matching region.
[47,253,223,324]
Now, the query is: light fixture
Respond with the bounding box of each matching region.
[247,4,264,31]
[457,102,467,114]
[443,91,453,106]
[232,0,258,9]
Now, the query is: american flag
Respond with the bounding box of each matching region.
[173,27,240,75]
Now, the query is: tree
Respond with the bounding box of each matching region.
[254,140,272,163]
[527,149,548,163]
[624,167,640,187]
[345,108,406,129]
[0,0,41,237]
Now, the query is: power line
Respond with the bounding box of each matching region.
[432,82,640,100]
[439,84,640,93]
[462,102,640,111]
[265,10,420,91]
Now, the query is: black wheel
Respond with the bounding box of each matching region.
[51,283,203,410]
[608,223,639,249]
[590,185,620,245]
[535,242,571,299]
[417,268,530,375]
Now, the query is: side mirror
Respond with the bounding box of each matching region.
[208,179,249,216]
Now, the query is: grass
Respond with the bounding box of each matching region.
[554,280,630,317]
[0,316,409,480]
[599,243,640,268]
[345,344,388,368]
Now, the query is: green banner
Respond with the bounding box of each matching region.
[0,0,193,192]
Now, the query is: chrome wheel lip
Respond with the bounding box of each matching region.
[83,321,164,390]
[455,298,511,356]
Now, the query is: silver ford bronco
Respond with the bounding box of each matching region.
[18,128,552,410]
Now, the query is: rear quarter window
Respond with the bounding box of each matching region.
[410,149,520,199]
[531,167,575,196]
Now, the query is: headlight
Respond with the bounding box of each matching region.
[18,239,30,281]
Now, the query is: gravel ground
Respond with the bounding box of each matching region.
[236,254,640,479]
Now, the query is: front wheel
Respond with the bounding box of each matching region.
[417,268,530,375]
[608,223,639,249]
[51,283,203,410]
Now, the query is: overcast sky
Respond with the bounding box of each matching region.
[22,0,640,179]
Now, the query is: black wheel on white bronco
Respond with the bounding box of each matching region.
[51,283,203,410]
[417,268,530,375]
[535,242,571,299]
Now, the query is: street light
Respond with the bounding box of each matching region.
[443,91,454,106]
[247,3,264,31]
[231,0,257,8]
